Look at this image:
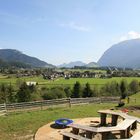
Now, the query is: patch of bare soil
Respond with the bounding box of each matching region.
[34,117,110,140]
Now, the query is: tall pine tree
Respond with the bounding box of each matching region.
[120,80,128,99]
[83,83,93,97]
[72,81,82,98]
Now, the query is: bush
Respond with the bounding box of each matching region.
[100,81,120,96]
[16,82,39,102]
[64,87,72,97]
[42,87,66,100]
[129,80,139,94]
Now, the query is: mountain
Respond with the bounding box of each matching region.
[58,61,98,68]
[0,49,54,68]
[98,39,140,68]
[85,62,98,67]
[58,61,86,68]
[0,58,32,68]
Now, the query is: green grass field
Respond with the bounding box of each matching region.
[0,74,140,87]
[0,92,140,140]
[48,77,140,85]
[0,103,115,140]
[0,74,140,139]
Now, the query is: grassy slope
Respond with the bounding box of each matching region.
[0,103,115,140]
[126,92,140,117]
[129,92,140,105]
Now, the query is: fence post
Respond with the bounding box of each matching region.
[127,97,130,104]
[100,97,102,103]
[4,103,7,113]
[68,98,71,108]
[41,101,43,110]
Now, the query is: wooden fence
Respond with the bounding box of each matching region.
[0,97,120,113]
[0,103,7,116]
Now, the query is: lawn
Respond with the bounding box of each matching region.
[125,92,140,118]
[0,92,140,140]
[0,75,140,87]
[0,103,116,140]
[50,77,140,84]
[0,75,140,139]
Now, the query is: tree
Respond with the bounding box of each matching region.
[129,80,139,94]
[83,83,93,97]
[109,81,120,96]
[100,81,124,97]
[72,81,82,98]
[16,82,31,102]
[120,80,128,99]
[7,83,15,103]
[42,87,66,100]
[0,83,16,103]
[64,87,72,97]
[0,83,7,103]
[16,79,24,88]
[106,69,112,74]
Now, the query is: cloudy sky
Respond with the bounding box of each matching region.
[0,0,140,65]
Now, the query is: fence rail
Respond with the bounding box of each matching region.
[0,97,120,113]
[0,103,7,116]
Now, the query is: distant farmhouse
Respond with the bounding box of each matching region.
[26,81,37,86]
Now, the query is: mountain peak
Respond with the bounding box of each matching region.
[58,61,86,68]
[57,61,98,68]
[98,39,140,68]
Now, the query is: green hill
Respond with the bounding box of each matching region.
[0,49,55,68]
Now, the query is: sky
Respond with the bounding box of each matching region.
[0,0,140,65]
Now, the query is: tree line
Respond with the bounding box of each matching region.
[0,79,139,103]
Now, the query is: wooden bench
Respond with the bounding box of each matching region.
[116,119,136,138]
[60,131,91,140]
[61,110,140,140]
[98,110,121,126]
[131,130,140,140]
[68,123,97,139]
[109,130,140,140]
[98,110,140,124]
[67,119,136,140]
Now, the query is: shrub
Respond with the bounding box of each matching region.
[42,87,66,100]
[129,80,139,94]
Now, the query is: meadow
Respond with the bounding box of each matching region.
[0,93,140,140]
[0,74,140,87]
[0,73,140,139]
[0,103,117,140]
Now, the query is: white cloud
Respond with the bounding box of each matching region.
[120,31,140,41]
[60,21,90,32]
